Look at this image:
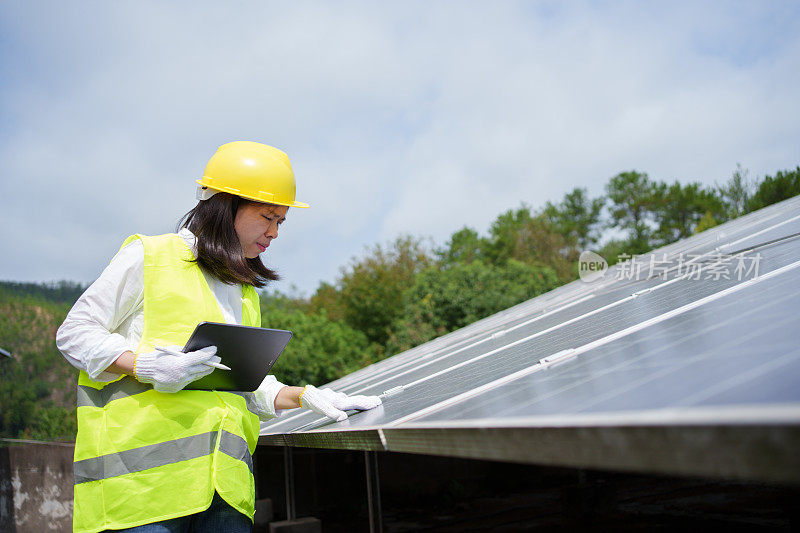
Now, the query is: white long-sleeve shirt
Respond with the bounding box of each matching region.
[56,228,285,418]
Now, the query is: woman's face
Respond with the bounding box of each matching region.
[234,201,289,259]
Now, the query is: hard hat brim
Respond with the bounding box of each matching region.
[195,181,310,208]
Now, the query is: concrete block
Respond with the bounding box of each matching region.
[0,442,75,532]
[253,498,273,529]
[269,516,321,533]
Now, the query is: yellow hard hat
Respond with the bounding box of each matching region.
[196,141,310,208]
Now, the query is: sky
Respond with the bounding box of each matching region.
[1,1,799,296]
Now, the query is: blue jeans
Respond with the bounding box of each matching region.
[109,492,252,533]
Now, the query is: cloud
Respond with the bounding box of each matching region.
[1,1,798,295]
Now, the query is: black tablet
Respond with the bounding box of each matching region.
[182,321,293,391]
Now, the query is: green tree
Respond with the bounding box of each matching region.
[694,211,719,234]
[337,235,432,345]
[749,167,800,211]
[597,238,633,267]
[386,259,561,354]
[436,227,485,266]
[652,181,725,245]
[308,281,347,323]
[543,187,605,254]
[483,205,574,281]
[716,164,756,219]
[262,308,375,386]
[0,280,86,304]
[605,171,664,254]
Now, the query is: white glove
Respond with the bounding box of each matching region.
[134,345,220,393]
[299,385,382,422]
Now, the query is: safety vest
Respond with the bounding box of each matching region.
[73,233,263,533]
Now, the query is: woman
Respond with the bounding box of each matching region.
[56,141,381,532]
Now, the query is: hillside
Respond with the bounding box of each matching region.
[0,285,80,441]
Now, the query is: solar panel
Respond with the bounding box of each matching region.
[418,255,800,420]
[259,196,800,482]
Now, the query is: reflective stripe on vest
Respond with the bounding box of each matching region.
[77,376,261,418]
[73,430,252,484]
[73,233,262,533]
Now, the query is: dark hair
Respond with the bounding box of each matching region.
[177,192,279,288]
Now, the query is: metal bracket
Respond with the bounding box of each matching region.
[491,329,507,340]
[539,348,577,367]
[380,385,405,398]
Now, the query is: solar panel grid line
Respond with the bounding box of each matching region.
[503,297,799,420]
[702,237,798,267]
[337,333,489,390]
[739,231,800,254]
[386,257,800,427]
[677,351,800,408]
[322,337,469,390]
[262,235,799,435]
[397,404,800,429]
[548,320,772,410]
[716,215,800,253]
[704,212,800,251]
[647,209,774,259]
[667,196,800,253]
[712,232,800,271]
[648,209,747,254]
[651,293,797,394]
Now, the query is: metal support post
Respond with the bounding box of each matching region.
[253,448,259,500]
[365,451,383,533]
[283,446,296,520]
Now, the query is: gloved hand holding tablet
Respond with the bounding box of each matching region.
[180,321,293,391]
